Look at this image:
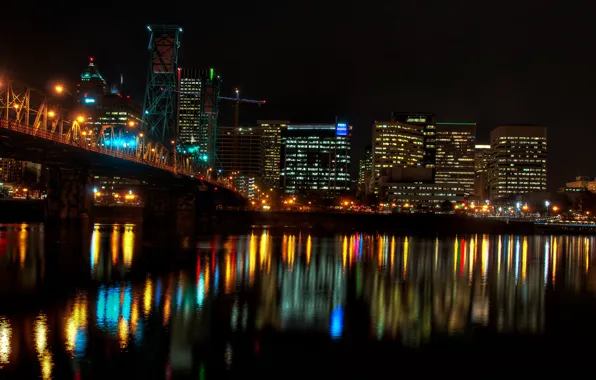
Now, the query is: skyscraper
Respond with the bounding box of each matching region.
[435,122,476,195]
[372,121,424,180]
[474,144,491,200]
[357,145,373,198]
[259,120,290,189]
[391,112,436,169]
[216,126,263,176]
[280,123,352,195]
[177,68,220,167]
[488,126,547,199]
[77,57,108,105]
[178,69,203,147]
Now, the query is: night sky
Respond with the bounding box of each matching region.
[0,1,589,188]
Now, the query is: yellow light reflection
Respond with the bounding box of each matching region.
[259,230,269,268]
[18,224,27,269]
[377,236,384,269]
[163,286,171,326]
[522,237,528,281]
[585,237,590,273]
[390,236,395,272]
[0,316,11,364]
[344,236,349,268]
[34,314,48,355]
[287,235,295,270]
[91,227,100,271]
[143,277,153,317]
[282,235,288,263]
[453,237,458,275]
[34,313,53,380]
[118,317,129,349]
[111,227,120,265]
[131,301,138,335]
[249,234,257,285]
[122,227,134,269]
[553,237,558,285]
[481,235,489,280]
[403,237,409,278]
[306,235,312,265]
[65,291,88,357]
[225,253,233,294]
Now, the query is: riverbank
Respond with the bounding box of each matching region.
[214,210,536,235]
[0,200,537,234]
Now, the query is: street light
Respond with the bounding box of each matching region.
[54,85,64,94]
[76,115,85,123]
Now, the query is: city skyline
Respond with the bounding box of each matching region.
[1,4,591,189]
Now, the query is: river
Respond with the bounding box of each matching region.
[0,222,594,378]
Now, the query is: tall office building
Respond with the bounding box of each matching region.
[77,57,108,104]
[488,126,547,199]
[259,120,290,188]
[357,145,373,198]
[280,123,352,195]
[177,68,220,166]
[372,121,424,182]
[178,69,203,148]
[474,144,491,200]
[435,122,476,195]
[216,126,263,176]
[391,112,436,169]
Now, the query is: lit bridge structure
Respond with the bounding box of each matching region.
[0,82,247,220]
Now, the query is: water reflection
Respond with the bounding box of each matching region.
[90,223,137,279]
[2,225,596,376]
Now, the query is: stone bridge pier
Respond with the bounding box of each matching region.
[45,167,94,220]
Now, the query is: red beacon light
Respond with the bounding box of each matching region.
[89,57,94,62]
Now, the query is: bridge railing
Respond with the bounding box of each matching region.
[0,118,238,193]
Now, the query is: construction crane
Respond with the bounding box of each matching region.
[219,88,266,128]
[168,86,265,177]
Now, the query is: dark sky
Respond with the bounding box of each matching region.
[0,1,590,188]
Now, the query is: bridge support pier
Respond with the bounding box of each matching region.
[45,167,94,220]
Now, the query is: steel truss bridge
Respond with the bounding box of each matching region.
[0,82,236,191]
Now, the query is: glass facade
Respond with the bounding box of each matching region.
[259,120,289,188]
[280,124,352,195]
[372,121,424,190]
[474,145,491,200]
[216,126,263,176]
[178,69,204,149]
[391,112,436,169]
[488,126,547,199]
[435,122,476,195]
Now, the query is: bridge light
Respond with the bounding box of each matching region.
[54,85,64,94]
[76,116,85,123]
[128,121,136,127]
[48,111,56,118]
[13,104,19,109]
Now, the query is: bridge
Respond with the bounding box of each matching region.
[0,83,246,220]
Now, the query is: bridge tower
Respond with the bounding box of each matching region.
[142,25,182,144]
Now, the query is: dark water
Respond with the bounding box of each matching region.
[1,223,596,378]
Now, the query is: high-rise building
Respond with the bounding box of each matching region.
[178,69,203,148]
[77,57,108,105]
[435,122,476,195]
[76,59,142,144]
[216,126,263,177]
[357,145,373,198]
[474,144,491,200]
[280,123,352,195]
[391,112,436,169]
[259,120,290,188]
[488,126,547,199]
[372,121,424,187]
[177,68,220,167]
